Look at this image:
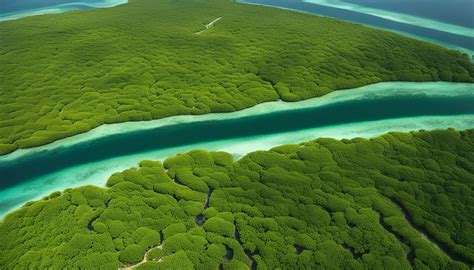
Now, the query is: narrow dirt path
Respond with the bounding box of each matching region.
[196,17,222,34]
[119,245,163,270]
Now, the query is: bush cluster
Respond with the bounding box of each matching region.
[1,129,473,269]
[1,0,473,155]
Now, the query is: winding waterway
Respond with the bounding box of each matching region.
[0,82,473,218]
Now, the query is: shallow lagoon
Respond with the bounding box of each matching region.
[0,81,473,218]
[239,0,474,55]
[304,0,474,38]
[341,0,474,28]
[0,0,127,21]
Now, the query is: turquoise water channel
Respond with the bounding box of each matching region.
[0,82,473,218]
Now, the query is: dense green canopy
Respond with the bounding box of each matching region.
[1,129,473,269]
[1,0,473,155]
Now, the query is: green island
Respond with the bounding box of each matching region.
[1,0,474,155]
[1,129,473,269]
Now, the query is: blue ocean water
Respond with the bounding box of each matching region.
[0,0,126,21]
[0,0,98,13]
[239,0,474,54]
[342,0,474,28]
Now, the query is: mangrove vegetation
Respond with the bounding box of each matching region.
[1,0,474,155]
[1,129,473,269]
